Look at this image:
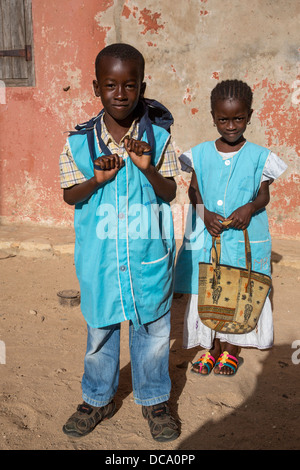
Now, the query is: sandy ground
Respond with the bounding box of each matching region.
[0,224,299,451]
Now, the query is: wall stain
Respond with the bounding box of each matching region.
[122,2,164,35]
[254,79,300,155]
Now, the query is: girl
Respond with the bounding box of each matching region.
[175,80,287,376]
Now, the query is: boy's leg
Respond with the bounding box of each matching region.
[82,323,121,406]
[129,311,179,442]
[63,323,120,437]
[130,311,171,405]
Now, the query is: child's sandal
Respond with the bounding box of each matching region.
[191,352,216,376]
[214,351,243,377]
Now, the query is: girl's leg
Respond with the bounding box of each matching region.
[214,342,240,375]
[191,338,222,374]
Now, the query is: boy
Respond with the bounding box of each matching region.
[59,43,180,442]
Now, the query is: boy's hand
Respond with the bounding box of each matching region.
[226,203,255,230]
[204,208,226,237]
[124,137,152,171]
[93,154,124,184]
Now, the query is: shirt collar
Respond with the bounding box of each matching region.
[100,113,139,146]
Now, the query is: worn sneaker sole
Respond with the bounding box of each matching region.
[142,404,180,442]
[62,401,116,438]
[153,429,180,442]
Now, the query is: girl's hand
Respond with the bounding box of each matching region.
[124,137,152,171]
[93,154,124,184]
[226,181,271,230]
[226,203,255,230]
[204,208,226,237]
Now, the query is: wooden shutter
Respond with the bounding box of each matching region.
[0,0,35,86]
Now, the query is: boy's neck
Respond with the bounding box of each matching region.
[103,112,135,144]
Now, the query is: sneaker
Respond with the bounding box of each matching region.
[62,401,116,437]
[142,402,180,442]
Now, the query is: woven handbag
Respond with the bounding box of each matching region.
[198,226,272,334]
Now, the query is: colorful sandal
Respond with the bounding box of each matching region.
[214,351,243,377]
[191,351,216,376]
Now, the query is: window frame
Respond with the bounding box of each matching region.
[0,0,35,87]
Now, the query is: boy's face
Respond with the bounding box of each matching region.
[93,56,145,123]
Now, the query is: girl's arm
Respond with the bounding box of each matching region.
[188,170,225,237]
[226,180,271,230]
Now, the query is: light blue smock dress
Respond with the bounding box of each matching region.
[175,141,286,349]
[68,115,176,331]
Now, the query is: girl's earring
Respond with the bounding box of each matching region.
[247,121,251,125]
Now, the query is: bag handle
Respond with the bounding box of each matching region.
[211,222,252,293]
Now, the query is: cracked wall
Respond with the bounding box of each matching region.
[0,0,299,237]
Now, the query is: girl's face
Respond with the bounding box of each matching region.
[212,98,252,145]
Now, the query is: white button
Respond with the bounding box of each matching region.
[217,200,223,206]
[120,265,127,272]
[118,212,125,219]
[225,160,231,166]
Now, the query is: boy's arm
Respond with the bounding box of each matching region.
[63,177,100,205]
[125,137,177,202]
[141,168,177,202]
[63,154,123,205]
[226,180,271,230]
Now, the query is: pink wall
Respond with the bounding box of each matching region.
[0,0,110,226]
[0,1,299,238]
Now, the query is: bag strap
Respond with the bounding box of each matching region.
[243,229,252,293]
[211,222,252,293]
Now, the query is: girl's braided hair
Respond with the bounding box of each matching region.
[210,80,253,112]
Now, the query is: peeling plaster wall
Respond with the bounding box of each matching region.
[0,0,299,238]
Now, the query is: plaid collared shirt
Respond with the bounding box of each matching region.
[59,114,179,189]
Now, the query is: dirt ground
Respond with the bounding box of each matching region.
[0,224,299,451]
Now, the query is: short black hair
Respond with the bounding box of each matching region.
[95,43,145,80]
[211,79,253,113]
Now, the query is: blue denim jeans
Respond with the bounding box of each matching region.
[81,311,171,407]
